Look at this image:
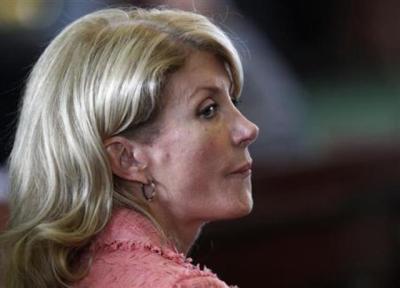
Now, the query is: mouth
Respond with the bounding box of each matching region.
[229,161,252,177]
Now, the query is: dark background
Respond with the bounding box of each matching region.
[1,1,400,287]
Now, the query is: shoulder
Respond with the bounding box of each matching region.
[74,241,231,288]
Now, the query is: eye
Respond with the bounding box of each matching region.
[199,103,218,119]
[231,98,242,107]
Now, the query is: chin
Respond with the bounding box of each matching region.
[204,186,254,221]
[234,181,253,215]
[223,194,254,220]
[235,198,254,217]
[237,187,254,214]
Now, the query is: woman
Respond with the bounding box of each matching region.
[1,7,258,288]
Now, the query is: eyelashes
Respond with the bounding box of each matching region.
[199,103,218,119]
[231,98,242,107]
[198,98,242,120]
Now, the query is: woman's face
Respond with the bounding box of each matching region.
[146,51,259,225]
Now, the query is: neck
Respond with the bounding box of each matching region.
[151,206,204,255]
[168,221,204,255]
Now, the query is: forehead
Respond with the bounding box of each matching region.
[164,51,231,103]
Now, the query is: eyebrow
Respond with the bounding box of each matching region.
[187,83,232,102]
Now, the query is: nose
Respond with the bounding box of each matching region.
[232,112,259,148]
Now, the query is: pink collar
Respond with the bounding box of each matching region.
[91,207,177,253]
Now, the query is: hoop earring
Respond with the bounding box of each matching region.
[141,182,155,202]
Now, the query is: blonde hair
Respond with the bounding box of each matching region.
[0,7,242,288]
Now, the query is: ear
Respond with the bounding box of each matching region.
[104,136,148,184]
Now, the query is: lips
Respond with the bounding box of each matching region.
[229,161,252,177]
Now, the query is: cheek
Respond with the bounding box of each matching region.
[180,135,219,181]
[178,131,228,200]
[151,123,237,216]
[163,128,221,189]
[172,126,221,167]
[187,128,225,175]
[151,127,215,181]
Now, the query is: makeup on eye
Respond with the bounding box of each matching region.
[198,98,218,119]
[196,93,242,120]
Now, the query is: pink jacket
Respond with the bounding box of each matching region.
[74,208,235,288]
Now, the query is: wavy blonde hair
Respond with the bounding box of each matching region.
[0,7,243,288]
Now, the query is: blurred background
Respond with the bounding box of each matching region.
[0,0,399,287]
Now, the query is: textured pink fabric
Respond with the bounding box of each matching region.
[74,208,235,288]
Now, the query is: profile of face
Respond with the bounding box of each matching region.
[144,50,259,226]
